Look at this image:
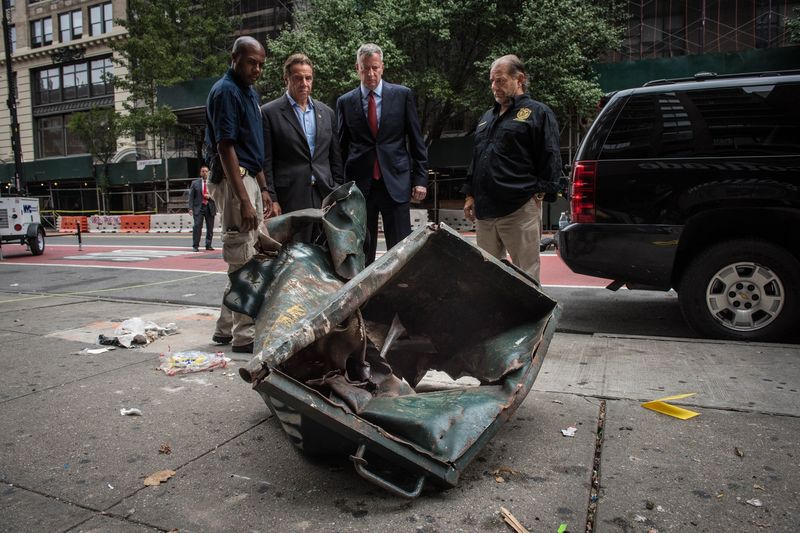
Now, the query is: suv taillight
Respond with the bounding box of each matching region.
[570,160,597,223]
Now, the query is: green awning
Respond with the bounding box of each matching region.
[21,155,94,183]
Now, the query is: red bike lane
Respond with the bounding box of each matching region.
[0,243,610,287]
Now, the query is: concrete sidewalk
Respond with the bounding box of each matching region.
[1,296,798,532]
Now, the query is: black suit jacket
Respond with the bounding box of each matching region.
[336,82,428,204]
[261,95,343,212]
[187,178,217,217]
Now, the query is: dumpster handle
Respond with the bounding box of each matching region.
[350,443,425,499]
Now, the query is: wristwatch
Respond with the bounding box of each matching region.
[259,186,269,192]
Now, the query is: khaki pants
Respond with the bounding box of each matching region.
[209,174,263,347]
[476,196,542,281]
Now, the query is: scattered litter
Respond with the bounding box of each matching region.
[143,469,176,486]
[495,476,505,483]
[656,505,665,512]
[182,293,196,297]
[647,529,658,533]
[734,447,744,457]
[499,506,529,533]
[9,283,19,287]
[645,500,655,510]
[230,474,251,480]
[557,525,567,533]
[753,484,765,491]
[561,426,578,437]
[552,399,563,404]
[76,347,115,355]
[107,483,114,489]
[99,318,178,348]
[746,498,763,507]
[159,443,171,455]
[120,408,142,416]
[634,515,647,522]
[493,466,519,477]
[641,393,700,419]
[159,351,229,375]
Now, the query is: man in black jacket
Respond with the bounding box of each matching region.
[187,165,217,251]
[463,54,562,282]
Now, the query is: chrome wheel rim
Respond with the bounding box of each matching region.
[705,262,784,332]
[37,232,44,250]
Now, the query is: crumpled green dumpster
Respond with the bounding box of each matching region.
[228,182,559,498]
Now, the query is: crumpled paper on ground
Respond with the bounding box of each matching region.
[159,351,230,376]
[98,318,178,348]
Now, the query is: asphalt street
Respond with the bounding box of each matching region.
[0,231,798,532]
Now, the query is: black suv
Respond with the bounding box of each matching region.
[557,71,800,341]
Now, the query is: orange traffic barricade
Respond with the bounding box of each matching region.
[119,215,151,233]
[58,216,88,233]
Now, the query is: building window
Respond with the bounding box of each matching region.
[30,17,53,48]
[5,0,16,8]
[33,57,113,105]
[60,10,83,43]
[89,2,113,36]
[9,25,15,53]
[90,57,113,93]
[62,63,89,100]
[37,67,61,104]
[36,114,89,158]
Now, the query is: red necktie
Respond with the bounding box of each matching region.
[202,180,208,205]
[368,91,380,180]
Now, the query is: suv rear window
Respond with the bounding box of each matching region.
[600,83,800,159]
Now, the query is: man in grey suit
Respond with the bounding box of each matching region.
[187,165,217,251]
[336,43,428,264]
[261,53,343,242]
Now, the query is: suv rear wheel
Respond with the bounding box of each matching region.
[678,239,799,341]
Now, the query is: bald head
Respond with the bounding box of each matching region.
[230,36,265,86]
[232,36,263,56]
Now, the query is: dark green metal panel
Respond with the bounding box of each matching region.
[106,157,197,185]
[20,155,94,183]
[595,46,800,93]
[156,76,217,110]
[232,183,560,497]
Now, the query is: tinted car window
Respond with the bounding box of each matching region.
[599,83,800,159]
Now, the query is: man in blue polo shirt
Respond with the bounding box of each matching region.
[205,36,273,354]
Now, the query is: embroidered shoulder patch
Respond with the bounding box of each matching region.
[514,108,532,121]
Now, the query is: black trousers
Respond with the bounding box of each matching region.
[192,204,215,248]
[364,178,411,265]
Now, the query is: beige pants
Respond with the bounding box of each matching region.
[476,196,542,281]
[210,174,263,346]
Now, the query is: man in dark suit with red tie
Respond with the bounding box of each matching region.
[188,165,217,251]
[336,43,428,264]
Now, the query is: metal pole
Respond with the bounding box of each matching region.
[2,1,24,195]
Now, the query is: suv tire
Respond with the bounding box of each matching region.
[678,239,799,341]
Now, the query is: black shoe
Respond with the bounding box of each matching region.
[192,246,200,252]
[212,334,232,344]
[231,342,254,354]
[205,246,215,251]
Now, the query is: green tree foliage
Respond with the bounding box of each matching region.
[503,0,627,120]
[262,0,625,138]
[111,0,236,144]
[68,108,124,212]
[788,8,800,43]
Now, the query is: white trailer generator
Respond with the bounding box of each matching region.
[0,197,45,255]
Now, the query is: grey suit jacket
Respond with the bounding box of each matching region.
[261,94,343,212]
[187,178,217,217]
